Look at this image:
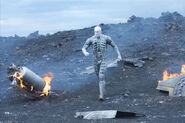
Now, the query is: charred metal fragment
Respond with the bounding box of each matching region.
[7,64,19,81]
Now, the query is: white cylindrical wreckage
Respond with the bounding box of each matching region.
[7,64,53,97]
[19,67,46,91]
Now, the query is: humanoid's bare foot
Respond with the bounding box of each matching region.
[98,95,104,101]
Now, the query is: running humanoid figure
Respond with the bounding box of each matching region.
[82,26,122,101]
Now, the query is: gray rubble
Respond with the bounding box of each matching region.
[123,58,145,68]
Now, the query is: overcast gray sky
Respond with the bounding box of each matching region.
[0,0,185,36]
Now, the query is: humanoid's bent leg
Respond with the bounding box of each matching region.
[94,62,100,77]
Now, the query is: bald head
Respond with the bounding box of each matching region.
[94,26,102,37]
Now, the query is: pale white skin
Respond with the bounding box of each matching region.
[82,26,122,99]
[82,26,122,60]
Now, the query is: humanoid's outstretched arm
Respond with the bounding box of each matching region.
[82,38,92,56]
[107,36,122,60]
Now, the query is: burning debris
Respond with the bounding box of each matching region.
[7,64,53,98]
[157,65,185,96]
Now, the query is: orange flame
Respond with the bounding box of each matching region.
[13,72,28,90]
[41,72,53,96]
[159,65,185,82]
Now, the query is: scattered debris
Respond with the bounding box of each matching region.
[4,112,12,115]
[42,55,48,58]
[80,59,118,74]
[16,47,20,50]
[75,110,144,119]
[123,58,145,68]
[161,52,170,56]
[141,56,155,61]
[121,89,131,97]
[80,58,133,75]
[148,57,154,61]
[158,101,164,104]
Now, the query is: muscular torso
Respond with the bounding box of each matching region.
[91,35,107,60]
[83,34,117,63]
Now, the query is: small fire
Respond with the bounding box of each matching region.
[159,65,185,82]
[41,72,53,96]
[13,71,53,97]
[13,72,28,90]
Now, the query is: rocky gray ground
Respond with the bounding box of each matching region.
[0,11,185,122]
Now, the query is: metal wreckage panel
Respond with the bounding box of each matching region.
[74,110,144,119]
[156,74,185,96]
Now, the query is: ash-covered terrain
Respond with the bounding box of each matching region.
[0,12,185,122]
